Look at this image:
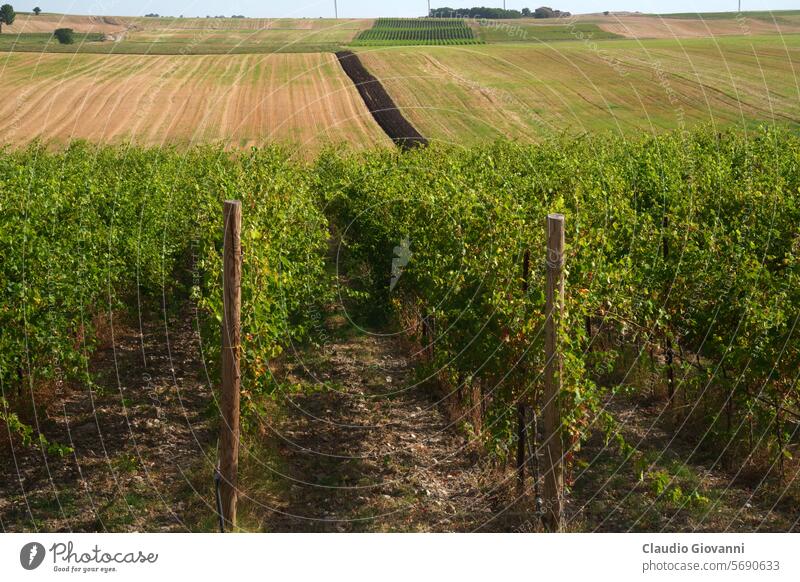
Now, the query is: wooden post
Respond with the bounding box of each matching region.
[220,200,242,530]
[775,397,784,483]
[663,215,676,408]
[530,406,542,514]
[432,312,436,355]
[543,213,565,531]
[516,249,531,497]
[516,403,526,496]
[666,337,676,404]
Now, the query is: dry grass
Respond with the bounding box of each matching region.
[1,15,372,53]
[0,52,390,151]
[589,13,800,39]
[3,13,127,34]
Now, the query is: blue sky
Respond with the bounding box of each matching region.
[14,0,800,18]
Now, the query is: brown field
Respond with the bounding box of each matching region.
[591,14,800,38]
[3,13,127,34]
[0,52,390,150]
[2,15,371,51]
[484,13,800,39]
[127,17,371,32]
[4,13,371,34]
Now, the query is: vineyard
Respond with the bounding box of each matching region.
[352,18,482,46]
[318,128,800,494]
[0,143,331,450]
[2,127,799,531]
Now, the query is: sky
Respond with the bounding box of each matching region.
[12,0,800,19]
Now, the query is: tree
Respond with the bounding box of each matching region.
[33,6,41,15]
[534,6,555,18]
[53,27,74,44]
[0,4,16,33]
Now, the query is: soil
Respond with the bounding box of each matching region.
[256,314,527,532]
[572,396,799,532]
[335,50,428,150]
[0,309,214,532]
[2,286,796,532]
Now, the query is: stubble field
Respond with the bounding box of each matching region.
[1,14,372,53]
[0,51,389,149]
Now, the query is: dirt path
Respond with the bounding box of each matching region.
[259,314,523,532]
[0,310,214,532]
[5,298,792,532]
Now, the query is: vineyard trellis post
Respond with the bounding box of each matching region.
[663,214,676,412]
[543,213,565,531]
[516,403,526,496]
[220,199,242,530]
[516,249,531,497]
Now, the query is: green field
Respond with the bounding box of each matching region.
[0,32,106,52]
[121,19,368,53]
[357,35,800,143]
[3,129,799,531]
[655,9,800,20]
[475,22,622,42]
[352,18,482,46]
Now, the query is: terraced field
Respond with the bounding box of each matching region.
[355,35,800,144]
[0,52,389,150]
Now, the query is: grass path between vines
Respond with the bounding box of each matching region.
[238,311,527,532]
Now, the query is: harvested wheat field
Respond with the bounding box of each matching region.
[124,17,370,32]
[0,52,389,150]
[3,13,128,34]
[591,13,800,38]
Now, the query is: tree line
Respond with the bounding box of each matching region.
[429,6,571,19]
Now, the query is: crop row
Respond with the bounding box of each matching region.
[0,144,330,442]
[371,18,470,30]
[3,129,798,481]
[352,17,481,46]
[316,128,800,474]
